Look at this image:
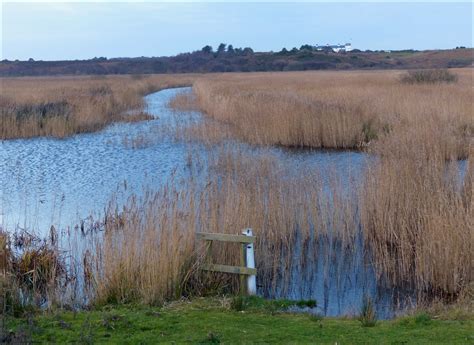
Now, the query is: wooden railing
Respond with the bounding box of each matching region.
[196,228,257,295]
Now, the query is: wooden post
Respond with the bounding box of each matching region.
[242,228,256,295]
[240,243,247,295]
[206,240,212,262]
[196,231,257,295]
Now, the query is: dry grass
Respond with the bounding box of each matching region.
[361,153,472,299]
[0,74,200,139]
[191,69,473,159]
[90,144,471,306]
[90,147,359,305]
[172,69,473,302]
[1,229,65,314]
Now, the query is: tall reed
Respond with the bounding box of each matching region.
[0,74,200,139]
[191,69,473,159]
[361,151,472,299]
[89,147,360,305]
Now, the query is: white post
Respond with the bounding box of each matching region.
[242,228,256,295]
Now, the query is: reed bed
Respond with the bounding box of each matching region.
[91,147,360,305]
[1,146,362,310]
[1,69,472,316]
[361,153,472,299]
[172,69,473,302]
[0,74,200,139]
[191,69,473,159]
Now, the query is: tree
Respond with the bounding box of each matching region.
[217,43,227,54]
[300,44,313,51]
[201,45,213,54]
[243,47,254,55]
[227,44,235,54]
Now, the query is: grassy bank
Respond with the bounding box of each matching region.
[3,297,473,344]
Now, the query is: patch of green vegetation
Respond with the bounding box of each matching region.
[230,295,316,313]
[358,296,377,327]
[362,119,379,143]
[3,297,473,344]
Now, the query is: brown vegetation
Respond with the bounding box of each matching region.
[181,68,473,300]
[75,147,359,306]
[1,68,472,315]
[362,153,472,298]
[400,69,458,84]
[0,74,200,139]
[191,68,473,159]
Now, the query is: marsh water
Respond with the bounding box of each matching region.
[1,87,401,317]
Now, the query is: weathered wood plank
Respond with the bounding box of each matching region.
[240,243,247,295]
[196,232,255,243]
[202,263,257,275]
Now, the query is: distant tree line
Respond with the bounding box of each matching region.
[0,44,472,77]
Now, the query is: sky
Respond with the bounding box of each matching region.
[1,1,473,61]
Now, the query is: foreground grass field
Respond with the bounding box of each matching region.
[3,297,473,344]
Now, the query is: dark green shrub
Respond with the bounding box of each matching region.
[296,299,317,308]
[401,69,458,84]
[414,312,432,325]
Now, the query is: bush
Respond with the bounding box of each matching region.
[401,69,458,84]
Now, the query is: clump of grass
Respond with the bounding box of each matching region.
[1,229,66,315]
[358,296,377,327]
[229,295,245,311]
[414,312,432,325]
[201,332,221,344]
[400,69,458,84]
[101,313,131,330]
[13,246,64,299]
[230,295,317,313]
[309,314,323,322]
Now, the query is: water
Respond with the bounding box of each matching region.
[1,87,368,233]
[1,87,396,317]
[0,89,192,232]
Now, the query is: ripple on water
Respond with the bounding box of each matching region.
[1,87,407,317]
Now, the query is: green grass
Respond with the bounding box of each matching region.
[3,297,473,344]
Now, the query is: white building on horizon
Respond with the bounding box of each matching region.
[315,43,353,53]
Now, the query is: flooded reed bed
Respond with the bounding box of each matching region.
[1,68,472,319]
[2,145,381,316]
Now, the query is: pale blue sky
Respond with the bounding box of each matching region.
[1,1,473,61]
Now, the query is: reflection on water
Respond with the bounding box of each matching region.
[1,87,405,317]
